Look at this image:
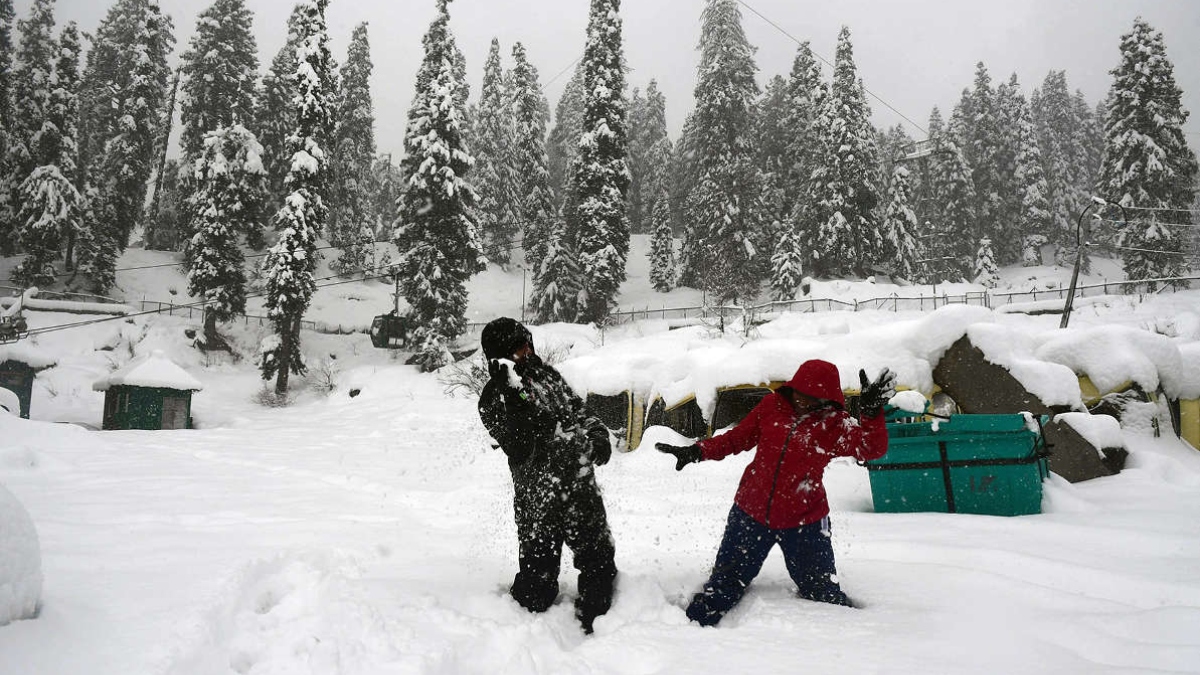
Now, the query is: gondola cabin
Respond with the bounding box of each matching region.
[93,351,203,430]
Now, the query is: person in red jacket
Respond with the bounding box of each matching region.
[657,359,894,626]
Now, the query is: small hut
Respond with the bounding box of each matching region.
[0,344,57,419]
[93,351,203,430]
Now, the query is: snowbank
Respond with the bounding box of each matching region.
[0,477,41,626]
[0,342,57,370]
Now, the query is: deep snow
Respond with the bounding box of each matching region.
[1,238,1200,674]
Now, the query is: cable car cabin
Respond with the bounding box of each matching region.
[0,315,27,344]
[369,311,411,349]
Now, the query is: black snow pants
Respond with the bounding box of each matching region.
[511,474,617,626]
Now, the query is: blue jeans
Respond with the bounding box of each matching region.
[687,505,851,626]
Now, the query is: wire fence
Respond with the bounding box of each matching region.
[606,276,1200,326]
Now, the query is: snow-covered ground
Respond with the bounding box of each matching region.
[2,242,1200,674]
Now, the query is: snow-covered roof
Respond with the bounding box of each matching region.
[0,342,57,370]
[92,350,204,392]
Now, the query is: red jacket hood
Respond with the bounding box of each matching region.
[781,359,845,408]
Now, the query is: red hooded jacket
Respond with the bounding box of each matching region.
[697,360,889,529]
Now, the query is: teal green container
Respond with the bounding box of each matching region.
[867,414,1049,516]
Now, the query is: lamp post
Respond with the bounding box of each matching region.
[1060,197,1126,328]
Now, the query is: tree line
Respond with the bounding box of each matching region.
[0,0,1195,382]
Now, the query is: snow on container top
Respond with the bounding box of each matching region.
[92,350,204,392]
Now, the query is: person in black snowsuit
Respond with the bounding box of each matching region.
[477,317,618,634]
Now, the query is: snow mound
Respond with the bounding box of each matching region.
[0,481,42,625]
[0,388,18,416]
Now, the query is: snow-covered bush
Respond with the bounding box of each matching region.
[0,389,19,416]
[0,482,42,625]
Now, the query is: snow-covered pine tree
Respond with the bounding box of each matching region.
[259,5,305,213]
[685,0,761,304]
[531,219,582,323]
[626,87,647,233]
[188,125,262,344]
[179,0,258,162]
[329,22,376,277]
[571,0,631,324]
[973,237,999,288]
[14,167,75,286]
[769,226,804,301]
[0,0,12,249]
[510,41,555,278]
[924,108,977,281]
[1099,17,1198,290]
[953,63,1006,264]
[546,64,584,207]
[875,124,913,203]
[77,0,174,292]
[473,38,520,266]
[754,75,790,275]
[993,75,1026,264]
[811,26,881,278]
[14,18,84,287]
[393,0,484,371]
[144,158,183,250]
[1006,77,1052,267]
[261,0,333,394]
[178,0,260,248]
[672,112,700,286]
[2,0,54,256]
[782,42,827,276]
[648,181,675,292]
[1032,70,1089,266]
[880,164,921,283]
[629,80,671,237]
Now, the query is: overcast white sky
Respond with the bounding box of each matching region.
[29,0,1200,158]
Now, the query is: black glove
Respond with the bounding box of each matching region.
[488,358,520,391]
[656,442,702,471]
[858,367,897,418]
[589,426,612,466]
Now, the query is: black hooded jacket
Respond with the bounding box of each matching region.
[478,354,611,493]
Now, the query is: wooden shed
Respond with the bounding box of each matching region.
[93,351,203,430]
[0,344,57,419]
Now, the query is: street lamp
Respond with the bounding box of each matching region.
[1060,197,1127,328]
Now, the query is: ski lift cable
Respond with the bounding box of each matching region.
[733,0,929,138]
[1087,241,1193,258]
[1112,204,1200,214]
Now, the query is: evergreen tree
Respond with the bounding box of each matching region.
[628,80,670,236]
[1007,78,1052,266]
[261,0,333,394]
[769,225,804,301]
[685,0,761,303]
[880,164,921,282]
[13,16,85,285]
[0,0,12,155]
[179,0,258,162]
[954,63,1006,262]
[188,125,262,343]
[1,0,54,255]
[1099,17,1198,289]
[393,0,484,370]
[77,0,174,291]
[924,108,977,280]
[754,74,790,269]
[546,64,584,207]
[178,0,259,249]
[572,0,630,323]
[993,75,1027,264]
[783,42,828,273]
[1032,70,1089,264]
[14,167,76,286]
[648,182,675,292]
[473,37,520,266]
[510,41,555,278]
[329,22,376,277]
[973,237,999,288]
[531,220,582,323]
[144,158,183,250]
[259,5,305,212]
[811,26,880,278]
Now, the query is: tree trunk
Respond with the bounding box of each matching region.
[274,316,295,396]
